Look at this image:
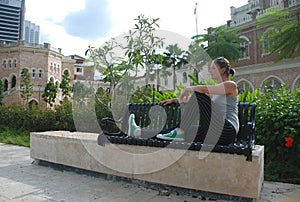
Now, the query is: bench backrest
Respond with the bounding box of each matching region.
[123,102,256,145]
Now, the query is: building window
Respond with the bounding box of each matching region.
[262,76,283,92]
[237,80,253,93]
[262,41,271,55]
[75,67,83,74]
[240,36,250,59]
[4,79,8,91]
[32,69,36,78]
[50,62,53,72]
[8,60,12,69]
[13,59,17,68]
[2,60,6,69]
[38,69,43,79]
[54,63,57,73]
[11,75,16,88]
[183,72,187,83]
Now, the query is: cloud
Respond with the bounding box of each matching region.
[61,0,111,40]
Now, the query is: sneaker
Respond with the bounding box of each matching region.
[156,129,184,141]
[128,114,141,137]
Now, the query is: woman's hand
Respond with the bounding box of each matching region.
[160,98,178,106]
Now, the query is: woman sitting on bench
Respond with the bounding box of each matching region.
[128,57,239,145]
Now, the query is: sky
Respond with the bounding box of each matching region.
[25,0,248,57]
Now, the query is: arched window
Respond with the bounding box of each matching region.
[29,99,38,109]
[50,77,54,82]
[183,72,187,83]
[11,75,16,88]
[292,75,300,90]
[32,69,36,78]
[240,36,250,59]
[237,79,254,93]
[2,60,6,69]
[4,79,8,91]
[261,76,283,92]
[38,69,43,79]
[50,62,53,72]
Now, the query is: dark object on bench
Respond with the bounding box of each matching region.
[98,102,256,161]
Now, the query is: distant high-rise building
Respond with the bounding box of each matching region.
[24,20,40,44]
[0,0,25,43]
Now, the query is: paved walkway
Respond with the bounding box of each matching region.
[0,143,299,202]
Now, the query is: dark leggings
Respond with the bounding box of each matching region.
[179,92,236,145]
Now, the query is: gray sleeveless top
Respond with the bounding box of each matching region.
[211,94,239,134]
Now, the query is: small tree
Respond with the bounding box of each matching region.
[20,68,33,104]
[59,70,72,101]
[0,80,4,105]
[124,15,164,85]
[42,81,58,107]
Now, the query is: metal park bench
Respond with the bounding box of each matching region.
[98,102,256,161]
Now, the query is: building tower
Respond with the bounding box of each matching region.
[24,20,40,44]
[0,0,26,43]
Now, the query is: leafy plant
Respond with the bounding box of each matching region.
[192,26,247,62]
[0,80,3,105]
[257,7,300,62]
[255,86,300,183]
[238,86,260,103]
[42,80,58,107]
[59,70,73,101]
[20,68,33,104]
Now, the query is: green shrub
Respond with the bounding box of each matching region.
[256,86,300,184]
[0,103,76,132]
[0,126,30,147]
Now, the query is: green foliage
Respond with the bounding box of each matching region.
[124,14,164,85]
[255,86,300,183]
[0,126,30,147]
[130,85,154,103]
[0,80,3,105]
[238,86,260,103]
[73,81,94,102]
[86,40,126,90]
[257,8,300,62]
[42,81,58,106]
[20,68,33,103]
[59,70,73,101]
[129,84,184,104]
[0,103,75,132]
[188,73,216,86]
[192,26,247,62]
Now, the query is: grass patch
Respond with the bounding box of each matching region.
[0,126,30,147]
